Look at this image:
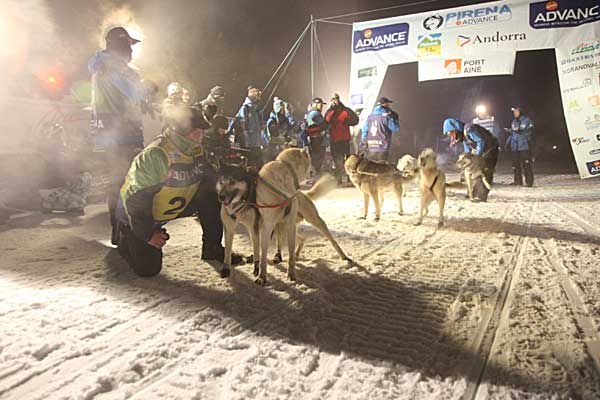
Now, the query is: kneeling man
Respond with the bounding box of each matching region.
[117,105,242,277]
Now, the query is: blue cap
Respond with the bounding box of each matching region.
[443,118,464,134]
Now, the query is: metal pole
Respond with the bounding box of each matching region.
[310,15,315,99]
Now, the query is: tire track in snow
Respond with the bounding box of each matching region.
[552,202,600,238]
[463,202,537,400]
[546,203,600,378]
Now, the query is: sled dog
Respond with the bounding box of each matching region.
[414,148,446,227]
[456,153,491,202]
[217,148,351,285]
[344,153,409,221]
[397,154,419,181]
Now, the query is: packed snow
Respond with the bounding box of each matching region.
[1,171,600,399]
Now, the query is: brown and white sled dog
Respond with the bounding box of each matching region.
[456,153,491,202]
[218,148,351,285]
[397,154,419,181]
[344,154,409,221]
[414,148,446,227]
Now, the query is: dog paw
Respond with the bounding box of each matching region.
[272,251,283,264]
[413,220,423,226]
[287,273,296,281]
[437,221,444,228]
[253,262,260,277]
[254,276,268,286]
[220,267,231,279]
[374,217,380,222]
[358,216,366,220]
[245,255,254,264]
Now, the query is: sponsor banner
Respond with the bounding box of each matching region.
[586,159,600,175]
[444,4,513,29]
[530,0,600,29]
[556,39,600,179]
[418,52,516,81]
[349,0,600,179]
[353,23,409,53]
[417,33,442,58]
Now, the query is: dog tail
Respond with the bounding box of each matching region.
[304,174,338,201]
[445,180,465,188]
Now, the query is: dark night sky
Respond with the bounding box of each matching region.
[7,0,573,162]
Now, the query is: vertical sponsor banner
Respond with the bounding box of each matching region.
[556,39,600,179]
[418,51,516,81]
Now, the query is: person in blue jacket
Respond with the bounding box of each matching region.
[505,106,534,187]
[264,97,297,162]
[227,86,265,168]
[360,97,400,162]
[303,98,330,173]
[88,26,155,245]
[443,118,500,201]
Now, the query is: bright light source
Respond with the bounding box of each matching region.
[553,145,558,150]
[475,104,487,115]
[47,76,56,84]
[126,26,143,61]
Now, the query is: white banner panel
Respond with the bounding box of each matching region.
[418,51,516,81]
[349,0,600,179]
[556,39,600,179]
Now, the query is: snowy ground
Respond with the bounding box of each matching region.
[1,172,600,400]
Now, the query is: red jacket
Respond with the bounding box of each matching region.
[325,107,352,143]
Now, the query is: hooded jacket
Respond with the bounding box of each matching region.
[360,105,400,152]
[463,123,499,156]
[506,115,534,151]
[88,50,148,148]
[227,96,264,148]
[325,103,359,143]
[443,118,498,156]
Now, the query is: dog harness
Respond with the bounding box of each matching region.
[224,160,300,218]
[428,173,439,192]
[255,160,300,210]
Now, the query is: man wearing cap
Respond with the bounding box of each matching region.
[117,105,243,278]
[305,97,330,173]
[505,106,534,187]
[88,26,154,245]
[325,93,359,184]
[227,86,264,168]
[360,97,400,162]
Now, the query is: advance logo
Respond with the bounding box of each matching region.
[586,159,600,175]
[445,5,512,28]
[353,23,409,53]
[530,0,600,29]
